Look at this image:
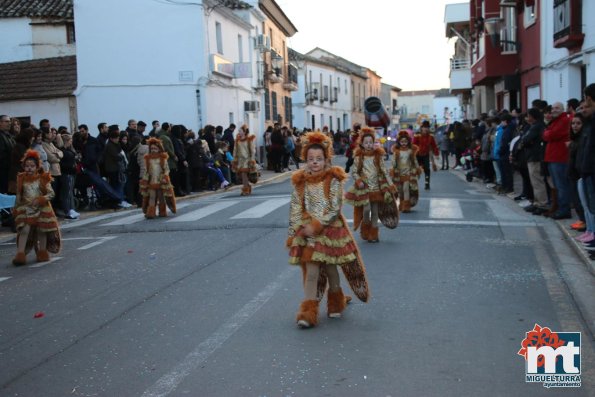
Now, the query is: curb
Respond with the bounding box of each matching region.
[555,221,595,277]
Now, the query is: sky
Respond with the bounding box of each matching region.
[276,0,459,91]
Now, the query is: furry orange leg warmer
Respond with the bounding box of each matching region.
[360,223,371,241]
[12,252,26,266]
[400,199,411,213]
[296,299,319,328]
[368,226,379,243]
[36,250,50,262]
[145,205,156,219]
[158,202,167,217]
[327,288,347,318]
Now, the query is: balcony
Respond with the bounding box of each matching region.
[553,0,584,50]
[449,57,472,91]
[444,2,470,38]
[283,63,298,91]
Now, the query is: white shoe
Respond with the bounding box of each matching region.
[220,181,230,189]
[119,201,132,208]
[68,209,80,218]
[297,319,312,328]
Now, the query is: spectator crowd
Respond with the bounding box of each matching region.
[1,83,594,263]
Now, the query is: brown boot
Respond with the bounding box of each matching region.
[158,202,167,217]
[36,250,50,263]
[247,185,252,195]
[296,299,319,328]
[145,205,156,219]
[327,288,347,318]
[12,252,26,266]
[544,188,558,217]
[368,226,379,243]
[240,186,249,196]
[360,222,371,241]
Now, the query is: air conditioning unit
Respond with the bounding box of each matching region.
[255,34,271,52]
[244,100,260,112]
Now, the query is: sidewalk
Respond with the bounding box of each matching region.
[0,166,294,243]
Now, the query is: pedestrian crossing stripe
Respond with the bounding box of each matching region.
[230,198,290,219]
[102,203,191,226]
[167,201,240,223]
[0,277,11,283]
[429,198,463,219]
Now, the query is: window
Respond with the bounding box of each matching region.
[500,5,517,53]
[272,91,278,121]
[523,3,537,27]
[238,34,243,62]
[264,88,271,120]
[344,79,347,94]
[66,23,75,44]
[215,22,223,54]
[229,112,234,125]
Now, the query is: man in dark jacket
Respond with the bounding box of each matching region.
[521,108,547,214]
[0,115,15,194]
[103,126,132,208]
[222,123,236,154]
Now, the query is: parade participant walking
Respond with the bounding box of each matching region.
[391,131,421,213]
[232,125,257,196]
[413,121,439,190]
[345,128,396,243]
[344,123,361,173]
[286,131,368,329]
[140,138,176,219]
[12,150,61,266]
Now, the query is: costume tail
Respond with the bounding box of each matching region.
[353,206,363,231]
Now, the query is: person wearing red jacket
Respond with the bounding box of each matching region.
[413,120,439,190]
[543,102,571,219]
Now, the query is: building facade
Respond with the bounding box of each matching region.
[289,49,352,131]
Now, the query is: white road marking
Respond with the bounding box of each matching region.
[102,203,190,226]
[61,211,133,229]
[78,236,117,250]
[167,201,239,223]
[343,218,537,227]
[29,256,63,268]
[429,198,463,219]
[141,268,294,397]
[230,198,290,219]
[486,200,526,221]
[0,277,11,283]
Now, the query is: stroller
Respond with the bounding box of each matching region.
[0,193,16,232]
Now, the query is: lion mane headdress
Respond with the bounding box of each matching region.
[300,130,333,161]
[356,127,377,146]
[147,137,165,152]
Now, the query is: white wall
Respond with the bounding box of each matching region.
[541,0,595,102]
[399,94,434,117]
[0,18,33,63]
[31,23,75,59]
[0,97,71,128]
[74,0,263,139]
[433,96,463,124]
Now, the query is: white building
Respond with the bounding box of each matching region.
[0,1,77,129]
[399,89,462,128]
[74,0,269,142]
[541,0,594,103]
[380,83,402,131]
[289,49,352,131]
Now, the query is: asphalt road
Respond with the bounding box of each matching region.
[0,166,594,397]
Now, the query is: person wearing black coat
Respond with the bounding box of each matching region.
[497,114,515,193]
[270,126,285,172]
[222,123,236,154]
[60,134,80,218]
[521,108,547,213]
[171,125,189,196]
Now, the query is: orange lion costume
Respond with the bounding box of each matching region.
[140,138,177,218]
[287,131,369,328]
